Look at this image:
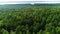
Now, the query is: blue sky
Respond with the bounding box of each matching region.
[0,0,60,4]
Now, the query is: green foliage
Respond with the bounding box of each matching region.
[0,6,60,34]
[1,29,9,34]
[10,30,16,34]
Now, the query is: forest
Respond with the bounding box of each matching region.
[0,5,60,34]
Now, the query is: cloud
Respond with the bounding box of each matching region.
[0,0,60,2]
[0,0,60,4]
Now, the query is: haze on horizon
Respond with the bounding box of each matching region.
[0,0,60,5]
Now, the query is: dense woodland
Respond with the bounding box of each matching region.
[0,5,60,34]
